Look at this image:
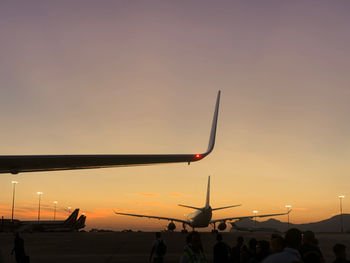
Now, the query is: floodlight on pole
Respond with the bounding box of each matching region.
[11,181,18,222]
[67,207,71,213]
[285,205,292,229]
[338,195,345,233]
[53,201,58,221]
[253,210,258,227]
[37,192,43,222]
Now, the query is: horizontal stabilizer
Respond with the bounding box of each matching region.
[212,204,241,211]
[210,210,291,224]
[178,204,203,211]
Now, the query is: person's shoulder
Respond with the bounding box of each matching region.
[262,250,295,263]
[261,253,281,263]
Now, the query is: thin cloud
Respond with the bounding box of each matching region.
[168,193,182,197]
[137,193,159,197]
[292,207,308,211]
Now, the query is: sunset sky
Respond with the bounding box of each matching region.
[1,1,350,231]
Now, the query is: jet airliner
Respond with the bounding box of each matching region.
[115,176,290,232]
[0,91,220,174]
[13,208,86,232]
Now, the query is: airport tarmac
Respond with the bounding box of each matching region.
[1,231,350,262]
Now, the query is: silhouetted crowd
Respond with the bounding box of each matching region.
[150,229,350,263]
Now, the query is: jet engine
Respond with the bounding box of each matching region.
[168,222,176,231]
[218,222,227,231]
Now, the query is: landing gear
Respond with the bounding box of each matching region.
[181,223,188,233]
[211,223,218,234]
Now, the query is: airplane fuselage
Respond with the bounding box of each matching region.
[187,206,212,228]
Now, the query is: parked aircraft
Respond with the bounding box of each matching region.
[115,176,290,232]
[0,91,221,174]
[17,208,85,232]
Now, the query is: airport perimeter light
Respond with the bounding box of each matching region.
[338,195,345,233]
[37,192,43,222]
[67,206,71,213]
[253,210,258,227]
[11,181,18,221]
[285,205,292,229]
[53,201,58,221]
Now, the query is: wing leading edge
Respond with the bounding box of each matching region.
[114,211,189,225]
[0,91,221,174]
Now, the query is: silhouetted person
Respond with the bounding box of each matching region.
[0,245,3,263]
[248,238,258,259]
[150,232,167,263]
[184,234,192,251]
[11,233,27,263]
[270,234,284,254]
[240,245,251,263]
[333,244,350,263]
[181,231,207,263]
[300,231,324,263]
[251,240,270,263]
[262,228,302,263]
[231,236,244,263]
[213,234,230,263]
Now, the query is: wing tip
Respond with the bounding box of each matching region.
[206,90,221,154]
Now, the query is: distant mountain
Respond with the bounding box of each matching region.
[232,214,350,233]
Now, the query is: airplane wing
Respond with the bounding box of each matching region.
[210,210,290,224]
[114,211,189,224]
[0,91,220,174]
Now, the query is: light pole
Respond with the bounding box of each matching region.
[53,201,58,221]
[253,210,258,227]
[11,181,18,221]
[285,205,292,229]
[37,192,43,222]
[338,195,345,233]
[67,207,71,214]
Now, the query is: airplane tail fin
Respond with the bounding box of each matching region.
[205,176,210,208]
[73,214,86,230]
[178,204,203,211]
[212,204,241,211]
[64,208,79,226]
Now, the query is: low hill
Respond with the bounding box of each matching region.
[233,214,350,232]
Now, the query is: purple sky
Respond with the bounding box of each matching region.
[1,1,350,229]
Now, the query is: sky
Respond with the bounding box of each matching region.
[1,0,350,231]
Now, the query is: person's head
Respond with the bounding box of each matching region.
[284,228,301,249]
[303,231,317,246]
[333,243,346,259]
[192,231,203,252]
[155,232,161,239]
[186,234,192,244]
[270,234,284,254]
[237,236,244,246]
[187,231,203,252]
[284,228,302,249]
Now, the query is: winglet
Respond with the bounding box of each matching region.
[207,90,220,154]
